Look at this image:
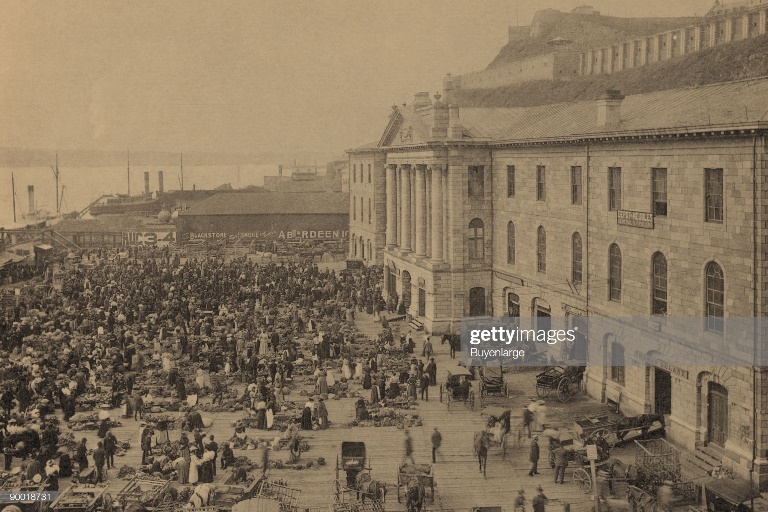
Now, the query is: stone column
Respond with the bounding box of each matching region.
[679,29,687,55]
[640,39,648,66]
[401,165,412,252]
[396,166,402,246]
[725,17,733,42]
[709,23,717,47]
[760,10,767,35]
[415,165,427,257]
[651,36,660,62]
[665,32,674,59]
[742,14,750,40]
[442,167,450,263]
[694,26,702,51]
[425,168,432,259]
[431,166,444,262]
[386,164,397,248]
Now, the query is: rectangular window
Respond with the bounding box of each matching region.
[571,166,582,205]
[468,166,484,197]
[368,164,372,183]
[536,165,546,201]
[610,342,625,385]
[507,165,515,197]
[608,167,622,211]
[360,197,364,223]
[352,196,356,220]
[360,165,364,184]
[705,168,724,222]
[652,168,668,216]
[352,164,356,183]
[368,198,372,224]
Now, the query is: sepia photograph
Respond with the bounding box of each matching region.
[1,0,768,510]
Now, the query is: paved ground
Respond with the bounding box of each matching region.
[44,308,717,512]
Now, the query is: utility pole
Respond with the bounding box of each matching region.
[51,153,60,213]
[180,151,184,191]
[11,173,16,223]
[127,148,131,196]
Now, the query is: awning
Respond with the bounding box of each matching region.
[705,477,762,505]
[0,252,26,268]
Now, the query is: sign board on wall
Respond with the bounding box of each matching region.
[184,230,350,242]
[122,232,176,247]
[617,210,654,229]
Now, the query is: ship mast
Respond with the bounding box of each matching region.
[11,173,16,223]
[50,153,60,213]
[180,151,184,191]
[127,148,131,196]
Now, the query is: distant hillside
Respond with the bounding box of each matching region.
[0,148,340,168]
[455,34,768,108]
[488,9,700,68]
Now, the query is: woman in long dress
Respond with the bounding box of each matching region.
[300,403,313,430]
[353,361,363,380]
[175,456,189,484]
[370,382,380,404]
[188,451,201,484]
[317,371,328,395]
[362,367,372,390]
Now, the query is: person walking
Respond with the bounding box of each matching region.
[431,428,442,463]
[419,373,429,402]
[93,441,106,483]
[553,446,568,484]
[523,403,534,438]
[529,436,540,476]
[532,485,548,512]
[403,430,415,465]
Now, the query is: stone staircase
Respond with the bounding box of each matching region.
[682,442,727,480]
[408,317,424,332]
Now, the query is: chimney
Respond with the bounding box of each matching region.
[443,73,458,104]
[27,186,35,215]
[449,105,463,139]
[158,171,164,194]
[431,93,449,138]
[144,172,150,198]
[596,89,624,128]
[412,92,432,113]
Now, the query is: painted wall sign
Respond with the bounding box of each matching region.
[617,210,654,229]
[122,232,176,247]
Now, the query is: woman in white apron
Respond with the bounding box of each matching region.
[188,450,201,484]
[342,359,352,381]
[353,360,363,380]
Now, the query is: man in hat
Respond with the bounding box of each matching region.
[529,436,540,476]
[206,435,218,476]
[76,438,89,472]
[532,486,547,512]
[104,431,117,469]
[553,445,568,484]
[403,430,415,465]
[221,442,235,470]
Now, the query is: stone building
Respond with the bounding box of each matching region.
[348,77,768,488]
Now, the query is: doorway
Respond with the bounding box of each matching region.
[401,271,412,311]
[654,367,672,415]
[708,382,728,446]
[418,287,426,317]
[469,287,486,316]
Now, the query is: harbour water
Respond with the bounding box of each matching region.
[0,164,277,226]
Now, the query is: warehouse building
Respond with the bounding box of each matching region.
[177,192,349,250]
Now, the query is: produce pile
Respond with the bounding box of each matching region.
[346,407,422,428]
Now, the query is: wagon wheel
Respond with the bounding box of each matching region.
[501,433,508,460]
[557,377,574,403]
[573,467,592,493]
[439,384,443,403]
[548,451,556,469]
[591,427,617,449]
[536,381,551,398]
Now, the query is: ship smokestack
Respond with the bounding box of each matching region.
[144,172,150,198]
[27,186,35,215]
[158,171,164,194]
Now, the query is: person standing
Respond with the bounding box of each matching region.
[141,428,153,465]
[513,490,526,512]
[553,446,568,484]
[104,431,117,470]
[403,430,415,465]
[207,435,218,477]
[529,436,540,476]
[431,428,442,463]
[93,441,106,483]
[532,485,548,512]
[523,403,534,438]
[133,393,143,421]
[76,438,89,472]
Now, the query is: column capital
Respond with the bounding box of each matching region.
[400,164,412,171]
[415,163,428,171]
[386,163,398,171]
[427,165,444,173]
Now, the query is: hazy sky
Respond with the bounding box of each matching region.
[0,0,715,156]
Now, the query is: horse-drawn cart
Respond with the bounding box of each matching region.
[335,442,384,505]
[574,414,666,449]
[480,406,512,459]
[535,366,582,403]
[396,464,434,506]
[50,485,112,512]
[439,365,476,412]
[478,367,507,406]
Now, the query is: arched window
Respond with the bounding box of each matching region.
[609,244,622,301]
[468,218,484,260]
[352,235,357,257]
[572,232,582,285]
[360,236,365,259]
[536,226,546,272]
[706,262,724,332]
[507,221,515,264]
[652,252,668,315]
[610,341,625,385]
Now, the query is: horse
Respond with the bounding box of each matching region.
[185,483,215,509]
[355,472,387,503]
[405,478,424,512]
[615,414,665,442]
[473,431,490,477]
